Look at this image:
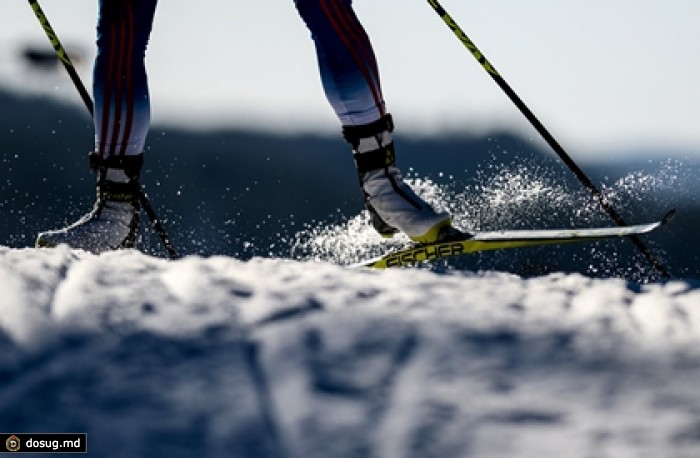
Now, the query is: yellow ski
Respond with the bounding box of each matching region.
[351,211,674,269]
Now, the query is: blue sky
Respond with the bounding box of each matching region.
[2,1,699,157]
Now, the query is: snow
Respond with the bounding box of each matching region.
[1,245,699,457]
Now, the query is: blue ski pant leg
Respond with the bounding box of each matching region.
[294,0,387,126]
[94,0,157,158]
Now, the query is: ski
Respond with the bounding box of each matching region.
[351,210,675,269]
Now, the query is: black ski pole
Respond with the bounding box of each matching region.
[426,0,671,279]
[28,0,94,116]
[27,0,179,260]
[139,192,179,260]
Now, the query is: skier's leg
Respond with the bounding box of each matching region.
[94,0,157,158]
[36,0,158,253]
[295,0,456,243]
[294,0,385,125]
[295,0,397,236]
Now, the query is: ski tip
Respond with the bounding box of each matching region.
[661,209,676,225]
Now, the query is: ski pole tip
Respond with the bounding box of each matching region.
[661,209,676,225]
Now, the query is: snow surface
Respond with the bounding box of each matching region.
[1,245,700,457]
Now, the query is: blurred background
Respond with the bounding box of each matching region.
[1,0,699,278]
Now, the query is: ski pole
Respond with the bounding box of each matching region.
[27,0,94,116]
[27,0,179,260]
[426,0,672,279]
[139,192,179,260]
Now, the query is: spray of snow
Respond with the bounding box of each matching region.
[289,159,681,281]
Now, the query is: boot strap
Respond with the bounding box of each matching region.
[353,142,396,174]
[344,114,396,174]
[90,152,142,203]
[89,152,143,180]
[342,114,394,148]
[98,180,141,203]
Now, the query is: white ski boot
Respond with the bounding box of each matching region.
[343,114,461,244]
[36,153,142,253]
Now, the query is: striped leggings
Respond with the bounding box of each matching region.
[94,0,387,158]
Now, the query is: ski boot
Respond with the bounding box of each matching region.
[343,114,466,244]
[36,153,143,253]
